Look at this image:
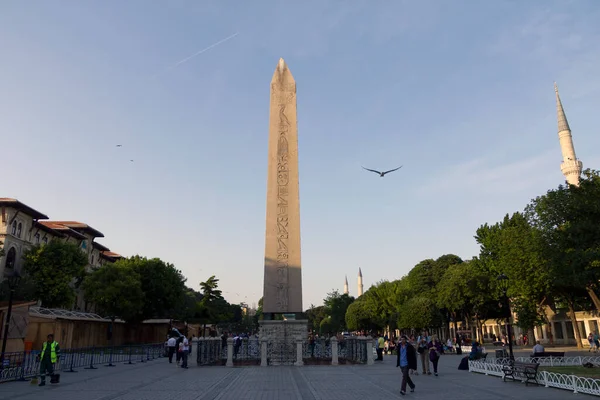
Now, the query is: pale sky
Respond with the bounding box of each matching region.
[1,1,599,309]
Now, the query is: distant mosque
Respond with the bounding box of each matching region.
[343,268,363,297]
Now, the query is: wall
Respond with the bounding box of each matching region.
[24,317,170,350]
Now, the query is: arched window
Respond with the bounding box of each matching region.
[11,221,17,235]
[17,223,22,238]
[5,247,16,269]
[34,233,40,244]
[42,237,48,245]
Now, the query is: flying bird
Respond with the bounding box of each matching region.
[116,144,122,147]
[130,160,134,162]
[362,166,403,177]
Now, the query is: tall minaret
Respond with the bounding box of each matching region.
[555,83,583,186]
[357,268,363,297]
[343,275,349,295]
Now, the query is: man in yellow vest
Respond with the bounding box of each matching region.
[37,334,61,386]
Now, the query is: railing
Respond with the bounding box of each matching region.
[0,343,164,384]
[339,337,368,364]
[196,337,225,366]
[233,338,260,366]
[302,339,332,364]
[485,355,600,366]
[469,357,600,396]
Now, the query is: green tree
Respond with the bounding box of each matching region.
[398,296,442,330]
[323,290,355,333]
[306,304,327,333]
[127,256,187,320]
[83,261,145,322]
[345,300,374,332]
[475,212,551,342]
[23,241,88,308]
[198,275,226,336]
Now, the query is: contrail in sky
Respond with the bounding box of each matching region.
[153,32,239,78]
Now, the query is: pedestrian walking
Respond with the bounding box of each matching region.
[181,336,189,369]
[396,335,417,396]
[37,334,60,386]
[416,337,429,375]
[428,335,443,376]
[167,336,177,363]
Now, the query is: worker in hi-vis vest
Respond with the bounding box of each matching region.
[36,334,60,386]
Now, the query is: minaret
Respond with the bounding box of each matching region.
[357,268,363,297]
[343,275,349,295]
[555,83,583,186]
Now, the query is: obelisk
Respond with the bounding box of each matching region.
[263,58,303,315]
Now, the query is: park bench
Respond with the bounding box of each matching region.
[502,361,540,386]
[530,351,565,360]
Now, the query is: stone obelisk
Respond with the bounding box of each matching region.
[263,58,303,315]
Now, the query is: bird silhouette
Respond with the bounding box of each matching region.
[116,144,122,147]
[362,166,403,177]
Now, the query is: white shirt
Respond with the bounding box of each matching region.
[532,344,544,354]
[167,337,176,347]
[183,338,189,351]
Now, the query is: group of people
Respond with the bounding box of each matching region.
[392,332,445,396]
[166,330,192,369]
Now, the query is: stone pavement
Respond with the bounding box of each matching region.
[0,354,585,399]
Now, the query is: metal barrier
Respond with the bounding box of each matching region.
[196,338,225,366]
[339,337,368,364]
[0,343,164,383]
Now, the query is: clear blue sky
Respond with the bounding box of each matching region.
[1,1,599,309]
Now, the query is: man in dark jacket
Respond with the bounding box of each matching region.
[396,335,417,395]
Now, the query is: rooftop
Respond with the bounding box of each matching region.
[0,198,49,220]
[38,221,87,240]
[46,221,104,238]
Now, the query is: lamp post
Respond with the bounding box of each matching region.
[497,273,514,360]
[1,272,22,369]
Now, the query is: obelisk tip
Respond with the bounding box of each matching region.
[554,82,559,93]
[278,58,286,71]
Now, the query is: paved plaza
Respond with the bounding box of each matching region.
[0,353,586,400]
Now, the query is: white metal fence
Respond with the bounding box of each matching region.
[469,357,600,396]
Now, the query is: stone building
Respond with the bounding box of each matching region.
[0,198,122,311]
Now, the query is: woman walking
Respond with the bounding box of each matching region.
[416,337,429,375]
[428,335,443,376]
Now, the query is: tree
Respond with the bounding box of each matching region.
[198,275,226,336]
[345,300,375,332]
[83,262,144,322]
[475,212,551,342]
[306,304,327,333]
[398,296,442,331]
[323,290,355,333]
[525,170,600,348]
[23,240,88,308]
[128,256,187,320]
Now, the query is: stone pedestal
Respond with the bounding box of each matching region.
[366,337,374,366]
[331,337,338,365]
[226,337,233,367]
[259,319,308,366]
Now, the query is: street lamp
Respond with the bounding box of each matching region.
[497,273,514,360]
[1,271,22,369]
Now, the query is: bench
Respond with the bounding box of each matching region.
[530,351,565,360]
[502,361,540,386]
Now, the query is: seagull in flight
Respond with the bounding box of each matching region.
[116,144,122,147]
[362,166,403,177]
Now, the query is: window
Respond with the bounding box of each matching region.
[11,221,17,235]
[554,322,564,339]
[5,247,16,269]
[90,255,94,265]
[34,233,40,244]
[42,237,48,245]
[578,321,586,337]
[589,320,599,335]
[565,321,575,339]
[17,223,22,238]
[81,240,87,250]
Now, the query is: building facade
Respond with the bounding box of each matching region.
[0,198,122,311]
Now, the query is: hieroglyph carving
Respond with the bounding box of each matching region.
[272,80,295,312]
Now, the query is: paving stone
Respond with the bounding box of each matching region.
[0,354,583,399]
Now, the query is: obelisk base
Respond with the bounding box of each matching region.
[259,319,308,366]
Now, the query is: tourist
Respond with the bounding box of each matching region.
[589,333,598,352]
[396,335,417,395]
[416,337,429,375]
[180,336,189,369]
[167,335,177,363]
[376,334,385,360]
[532,340,544,355]
[428,335,443,376]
